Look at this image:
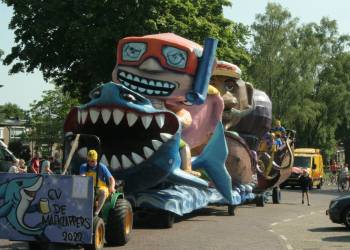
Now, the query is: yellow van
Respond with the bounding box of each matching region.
[283,148,324,189]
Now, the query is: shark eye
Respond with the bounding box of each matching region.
[17,181,23,187]
[89,88,102,100]
[122,93,137,102]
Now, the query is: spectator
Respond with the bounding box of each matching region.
[30,152,40,174]
[51,152,62,174]
[18,159,27,173]
[41,160,53,174]
[299,169,311,206]
[8,159,19,173]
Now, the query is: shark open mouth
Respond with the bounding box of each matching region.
[118,70,176,97]
[66,105,179,171]
[24,189,36,198]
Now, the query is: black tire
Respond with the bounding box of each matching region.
[84,216,105,250]
[317,178,322,189]
[256,194,265,207]
[158,210,175,228]
[272,187,281,204]
[342,207,350,229]
[106,198,133,246]
[228,205,236,216]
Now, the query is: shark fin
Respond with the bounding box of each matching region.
[166,168,209,188]
[192,122,234,204]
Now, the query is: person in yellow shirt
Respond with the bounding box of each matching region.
[80,150,116,216]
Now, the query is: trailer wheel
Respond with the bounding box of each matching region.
[228,205,236,216]
[106,198,133,246]
[272,187,281,204]
[256,194,265,207]
[158,210,175,228]
[84,216,105,250]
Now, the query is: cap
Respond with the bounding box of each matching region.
[87,150,98,161]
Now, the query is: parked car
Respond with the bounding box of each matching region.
[0,143,17,172]
[326,194,350,228]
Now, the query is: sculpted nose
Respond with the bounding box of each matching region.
[139,58,164,72]
[223,92,238,109]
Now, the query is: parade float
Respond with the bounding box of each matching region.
[63,33,250,228]
[211,61,295,206]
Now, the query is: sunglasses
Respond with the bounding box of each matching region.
[117,38,201,75]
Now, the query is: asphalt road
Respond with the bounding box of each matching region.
[1,184,349,250]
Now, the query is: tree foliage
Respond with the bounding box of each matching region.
[28,86,79,156]
[2,0,250,100]
[249,3,350,160]
[0,103,26,121]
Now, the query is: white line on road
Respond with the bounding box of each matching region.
[286,244,293,250]
[310,212,315,215]
[271,222,279,226]
[297,215,305,218]
[268,229,274,233]
[283,218,291,222]
[280,235,288,241]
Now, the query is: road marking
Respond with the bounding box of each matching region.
[268,229,274,233]
[271,222,279,226]
[297,215,305,218]
[283,218,291,222]
[286,244,293,250]
[279,235,288,241]
[310,212,315,215]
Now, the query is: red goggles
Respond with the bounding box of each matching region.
[117,37,201,75]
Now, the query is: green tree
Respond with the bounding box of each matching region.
[2,0,250,100]
[28,86,79,156]
[0,103,26,121]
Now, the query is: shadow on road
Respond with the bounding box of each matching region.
[0,242,27,250]
[282,187,345,197]
[309,226,348,232]
[322,235,350,242]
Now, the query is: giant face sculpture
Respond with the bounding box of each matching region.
[210,61,254,130]
[112,33,203,103]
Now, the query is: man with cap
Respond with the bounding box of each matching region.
[80,149,116,216]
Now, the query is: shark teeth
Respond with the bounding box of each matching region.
[101,109,111,124]
[131,152,144,164]
[113,109,124,125]
[151,140,162,150]
[110,155,121,170]
[160,133,173,142]
[141,115,153,129]
[100,154,109,166]
[143,146,154,158]
[126,112,138,127]
[90,108,100,124]
[121,154,133,169]
[155,114,165,128]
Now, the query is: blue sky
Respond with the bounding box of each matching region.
[1,0,350,109]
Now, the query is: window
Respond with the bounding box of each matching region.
[10,126,25,139]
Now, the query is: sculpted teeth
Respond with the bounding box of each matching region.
[81,110,88,124]
[155,114,165,128]
[101,154,109,166]
[90,109,100,124]
[101,109,111,124]
[113,109,124,125]
[121,155,133,169]
[119,70,175,90]
[110,155,121,170]
[141,115,152,129]
[131,152,144,164]
[127,112,138,127]
[151,140,162,150]
[160,133,173,142]
[143,146,154,158]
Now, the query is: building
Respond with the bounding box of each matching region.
[0,119,29,146]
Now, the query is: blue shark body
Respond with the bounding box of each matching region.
[64,82,233,203]
[0,175,44,236]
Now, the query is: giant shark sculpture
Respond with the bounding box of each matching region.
[64,82,233,204]
[0,175,45,236]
